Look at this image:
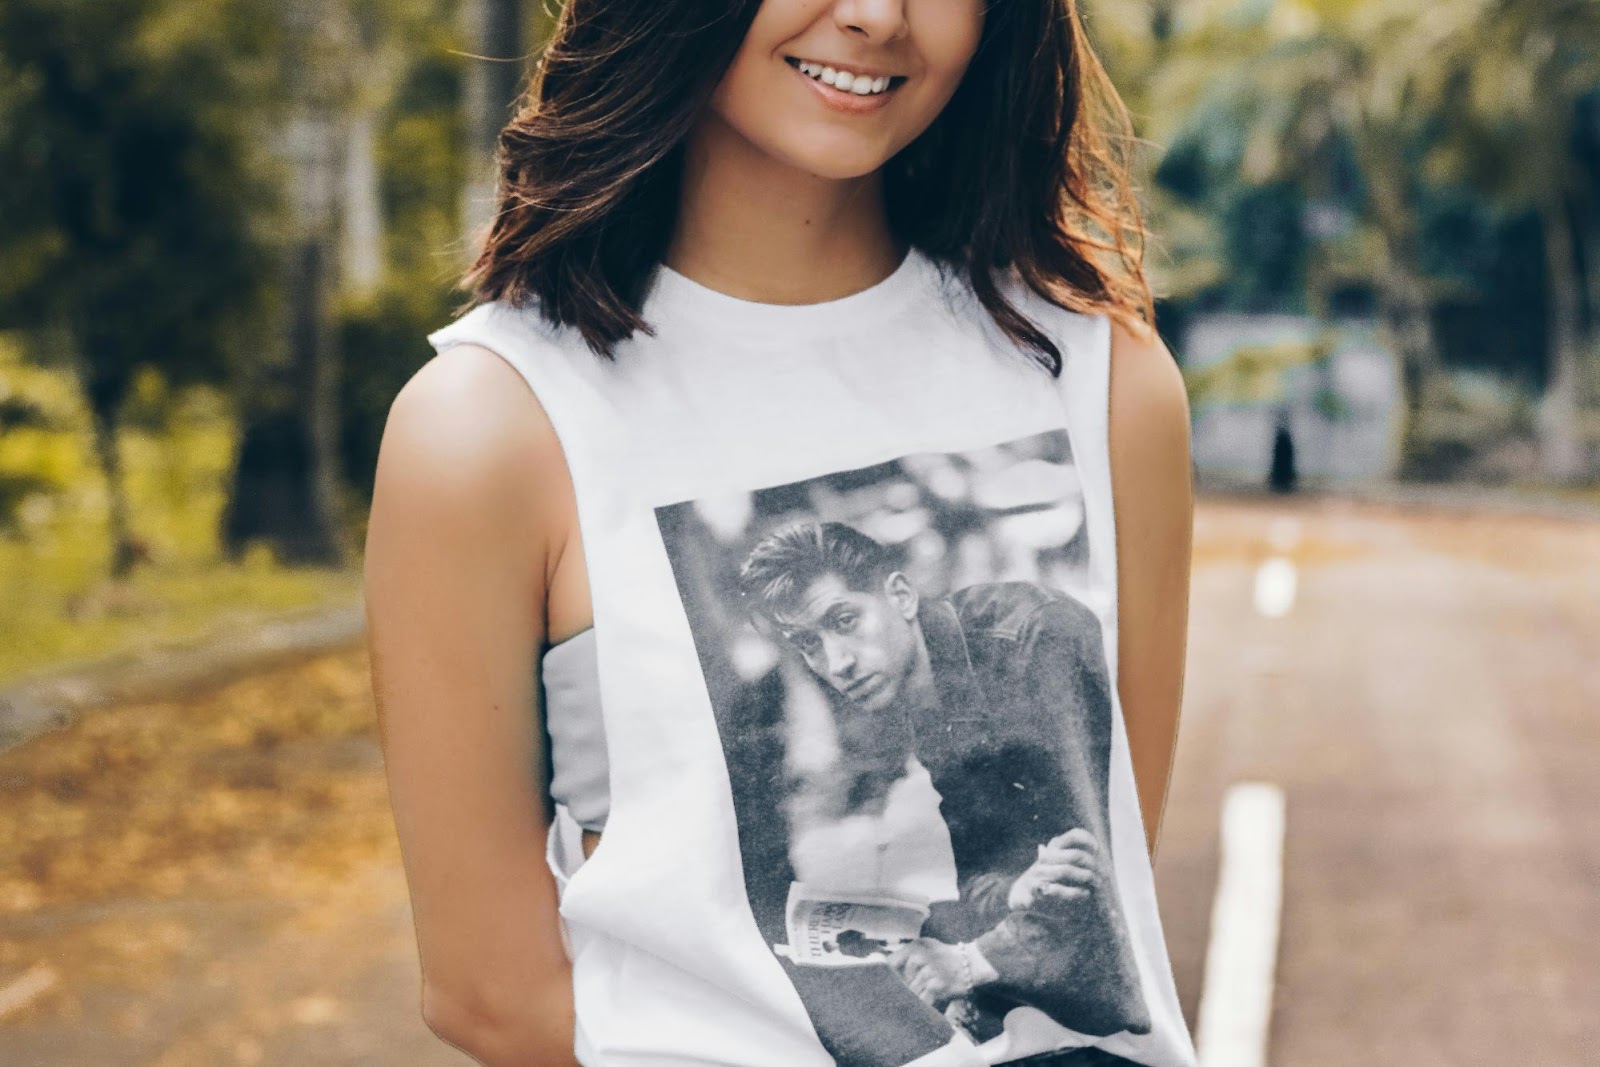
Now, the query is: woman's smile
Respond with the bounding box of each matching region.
[784,54,907,114]
[700,0,981,179]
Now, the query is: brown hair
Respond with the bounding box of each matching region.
[462,0,1152,378]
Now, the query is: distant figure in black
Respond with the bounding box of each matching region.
[1268,404,1298,494]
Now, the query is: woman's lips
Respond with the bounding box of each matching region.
[787,59,902,115]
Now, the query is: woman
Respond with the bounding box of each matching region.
[364,1,1195,1065]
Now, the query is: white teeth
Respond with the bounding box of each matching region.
[794,59,894,96]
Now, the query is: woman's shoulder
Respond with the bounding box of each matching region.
[384,334,566,502]
[426,297,566,363]
[376,328,573,555]
[1106,312,1192,561]
[1106,315,1188,450]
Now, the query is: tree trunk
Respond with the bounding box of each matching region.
[1359,153,1449,481]
[223,0,349,565]
[341,106,384,296]
[295,233,349,564]
[85,395,139,579]
[1150,0,1175,43]
[224,239,347,565]
[1581,202,1600,461]
[1379,266,1447,481]
[1538,195,1588,483]
[71,339,141,578]
[461,0,526,257]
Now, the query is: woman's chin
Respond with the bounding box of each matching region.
[764,133,899,182]
[800,157,891,181]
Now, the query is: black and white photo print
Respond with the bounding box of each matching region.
[654,427,1152,1067]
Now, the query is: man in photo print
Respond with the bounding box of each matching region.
[737,520,1151,1042]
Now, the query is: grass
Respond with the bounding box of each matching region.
[0,338,362,689]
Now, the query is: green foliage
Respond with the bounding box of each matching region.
[378,23,469,283]
[1114,0,1600,405]
[0,0,481,678]
[0,334,83,533]
[1182,333,1339,408]
[0,0,284,391]
[1221,182,1311,312]
[0,332,357,687]
[338,0,470,508]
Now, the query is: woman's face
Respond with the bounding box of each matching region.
[706,0,986,180]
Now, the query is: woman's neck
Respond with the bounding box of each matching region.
[664,112,905,304]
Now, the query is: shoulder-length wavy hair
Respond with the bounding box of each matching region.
[462,0,1152,378]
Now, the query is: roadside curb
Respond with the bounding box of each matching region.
[1197,479,1600,523]
[0,600,367,755]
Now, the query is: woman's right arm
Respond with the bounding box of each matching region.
[363,343,579,1066]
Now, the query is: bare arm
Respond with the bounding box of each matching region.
[364,343,579,1066]
[1107,317,1195,861]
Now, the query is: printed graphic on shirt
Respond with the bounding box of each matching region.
[654,427,1153,1067]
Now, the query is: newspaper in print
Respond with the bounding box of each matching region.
[774,883,931,969]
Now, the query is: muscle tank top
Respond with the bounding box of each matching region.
[424,246,1198,1067]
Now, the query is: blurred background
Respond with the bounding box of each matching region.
[0,0,1595,1064]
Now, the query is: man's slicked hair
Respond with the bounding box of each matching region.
[738,521,898,623]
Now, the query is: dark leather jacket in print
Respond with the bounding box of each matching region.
[910,580,1151,1039]
[774,580,1153,1061]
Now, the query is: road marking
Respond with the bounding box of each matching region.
[1196,782,1286,1067]
[0,963,57,1020]
[1255,515,1302,619]
[1253,557,1298,618]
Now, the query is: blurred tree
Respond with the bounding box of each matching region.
[338,6,468,512]
[461,0,527,256]
[224,0,357,567]
[1144,0,1470,477]
[1139,0,1600,479]
[336,0,472,287]
[0,390,64,537]
[224,0,455,565]
[1426,0,1600,481]
[0,0,281,576]
[1132,0,1600,481]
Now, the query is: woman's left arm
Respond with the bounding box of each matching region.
[1107,317,1195,860]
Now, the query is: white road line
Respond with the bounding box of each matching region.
[1195,782,1287,1067]
[1253,557,1298,618]
[0,963,57,1020]
[1255,514,1302,619]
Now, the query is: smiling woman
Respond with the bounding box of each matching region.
[715,3,980,146]
[463,0,1152,356]
[364,1,1195,1066]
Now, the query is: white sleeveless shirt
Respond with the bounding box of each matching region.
[426,247,1197,1067]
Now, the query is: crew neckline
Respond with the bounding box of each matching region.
[642,244,936,336]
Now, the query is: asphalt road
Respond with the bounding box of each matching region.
[1,494,1596,1065]
[1155,494,1600,1066]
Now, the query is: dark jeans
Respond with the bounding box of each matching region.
[1007,1046,1148,1066]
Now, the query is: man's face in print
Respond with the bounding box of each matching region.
[771,570,920,715]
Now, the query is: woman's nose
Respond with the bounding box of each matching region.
[832,0,910,44]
